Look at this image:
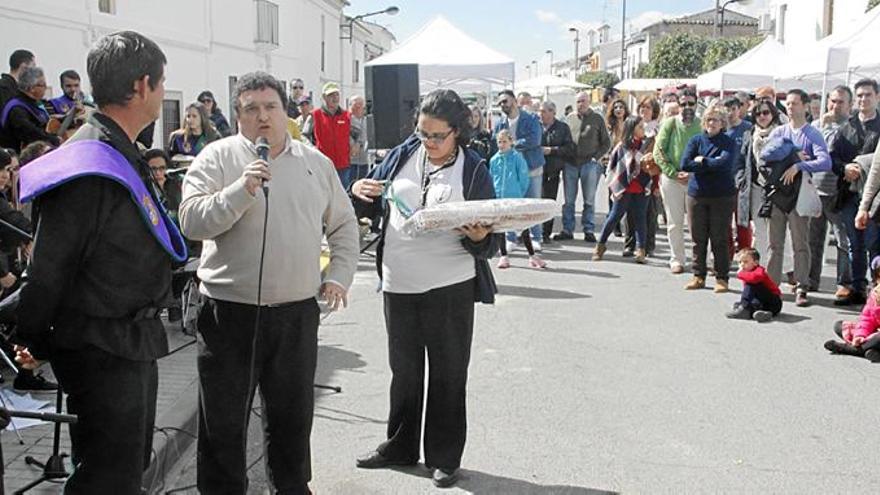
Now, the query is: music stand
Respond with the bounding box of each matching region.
[13,386,68,494]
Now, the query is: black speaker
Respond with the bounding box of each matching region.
[365,64,419,149]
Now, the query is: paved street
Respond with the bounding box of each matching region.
[166,214,880,494]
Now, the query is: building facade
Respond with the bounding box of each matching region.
[0,0,395,146]
[768,0,871,46]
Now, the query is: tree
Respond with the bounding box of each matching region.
[702,36,762,73]
[640,33,709,78]
[869,0,879,11]
[577,71,620,89]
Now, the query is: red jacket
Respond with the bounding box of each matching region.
[311,107,351,170]
[737,265,781,296]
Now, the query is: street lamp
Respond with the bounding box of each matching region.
[531,59,537,79]
[568,27,580,80]
[620,0,626,81]
[342,5,399,43]
[715,0,751,37]
[546,49,554,76]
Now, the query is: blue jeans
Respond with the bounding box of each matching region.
[841,195,880,293]
[525,170,543,241]
[336,167,352,190]
[599,192,649,247]
[562,160,602,234]
[351,163,370,182]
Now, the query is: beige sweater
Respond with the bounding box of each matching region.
[179,134,359,305]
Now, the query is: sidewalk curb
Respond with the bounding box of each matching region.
[144,375,199,494]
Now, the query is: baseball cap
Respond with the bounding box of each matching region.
[322,82,340,96]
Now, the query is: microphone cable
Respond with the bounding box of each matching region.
[241,140,271,457]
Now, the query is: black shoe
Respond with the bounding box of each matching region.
[552,231,573,241]
[621,248,634,258]
[356,451,416,469]
[13,371,58,392]
[432,468,459,488]
[848,291,867,306]
[725,304,752,320]
[865,349,880,363]
[542,234,553,244]
[583,232,597,243]
[823,340,863,356]
[752,310,773,323]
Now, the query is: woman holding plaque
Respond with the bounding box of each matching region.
[350,89,499,489]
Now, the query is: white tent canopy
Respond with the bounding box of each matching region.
[516,75,589,92]
[616,78,697,92]
[364,16,515,93]
[696,37,785,92]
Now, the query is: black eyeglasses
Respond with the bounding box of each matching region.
[415,128,455,144]
[756,109,772,117]
[680,101,697,108]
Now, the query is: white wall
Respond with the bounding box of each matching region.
[0,0,392,145]
[770,0,870,46]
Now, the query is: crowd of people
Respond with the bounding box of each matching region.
[3,30,880,494]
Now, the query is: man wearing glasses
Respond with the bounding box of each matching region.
[654,87,702,274]
[287,77,306,119]
[0,66,60,153]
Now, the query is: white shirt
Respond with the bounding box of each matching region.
[382,146,475,294]
[508,115,519,141]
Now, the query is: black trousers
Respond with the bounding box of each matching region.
[740,283,783,315]
[687,194,736,280]
[625,194,659,253]
[51,345,158,495]
[379,279,475,470]
[197,297,319,495]
[542,168,561,238]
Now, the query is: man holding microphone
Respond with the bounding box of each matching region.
[179,71,359,494]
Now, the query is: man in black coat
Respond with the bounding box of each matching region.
[0,66,60,153]
[14,31,182,494]
[0,49,34,110]
[538,100,575,242]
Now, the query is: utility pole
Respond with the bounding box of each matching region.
[620,0,626,81]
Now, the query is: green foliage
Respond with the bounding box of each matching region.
[577,71,620,89]
[869,0,880,11]
[641,33,763,78]
[702,36,763,72]
[640,33,709,78]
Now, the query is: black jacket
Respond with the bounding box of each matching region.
[15,113,171,360]
[0,92,61,153]
[541,118,575,175]
[830,112,880,200]
[0,74,17,110]
[352,134,500,304]
[467,129,493,162]
[0,193,30,278]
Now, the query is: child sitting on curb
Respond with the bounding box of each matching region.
[824,256,880,362]
[726,248,782,322]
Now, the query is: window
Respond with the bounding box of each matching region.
[353,60,360,83]
[321,15,326,73]
[822,0,834,37]
[255,0,279,46]
[162,99,181,149]
[228,76,238,133]
[98,0,115,14]
[776,4,787,44]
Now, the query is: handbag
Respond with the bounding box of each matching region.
[795,174,823,218]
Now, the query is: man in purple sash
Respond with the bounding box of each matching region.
[0,66,59,153]
[48,69,83,115]
[0,49,34,110]
[13,31,174,494]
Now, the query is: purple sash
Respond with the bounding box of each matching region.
[0,98,49,128]
[19,140,188,262]
[49,95,75,114]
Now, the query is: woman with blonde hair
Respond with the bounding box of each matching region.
[167,102,220,157]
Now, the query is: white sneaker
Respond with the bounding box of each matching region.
[532,240,542,252]
[505,240,516,252]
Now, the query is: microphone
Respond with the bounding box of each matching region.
[256,137,270,196]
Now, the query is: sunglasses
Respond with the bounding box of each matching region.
[680,101,697,108]
[756,109,772,117]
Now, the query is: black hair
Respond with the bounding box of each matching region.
[831,85,853,103]
[143,148,170,164]
[231,71,288,113]
[0,148,12,168]
[197,90,222,115]
[621,115,643,150]
[419,89,472,147]
[19,141,52,166]
[854,78,879,95]
[723,95,742,108]
[602,87,620,104]
[59,69,80,84]
[497,89,516,101]
[738,247,760,263]
[87,31,166,107]
[786,89,810,105]
[9,49,34,71]
[679,86,697,100]
[750,99,780,127]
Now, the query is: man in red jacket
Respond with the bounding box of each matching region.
[310,82,351,188]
